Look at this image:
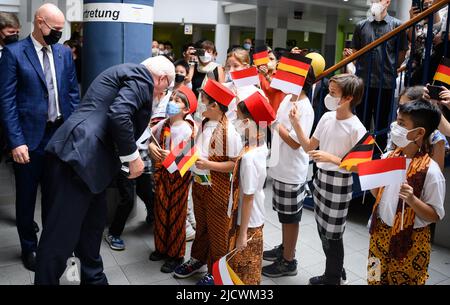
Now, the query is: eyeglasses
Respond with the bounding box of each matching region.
[41,17,62,32]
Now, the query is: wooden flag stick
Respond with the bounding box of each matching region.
[401,199,405,231]
[150,131,162,149]
[226,232,258,262]
[374,139,384,155]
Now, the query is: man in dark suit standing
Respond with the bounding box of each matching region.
[0,4,79,271]
[34,55,175,285]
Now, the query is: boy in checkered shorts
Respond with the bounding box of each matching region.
[262,68,315,278]
[289,74,367,285]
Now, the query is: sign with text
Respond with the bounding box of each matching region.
[184,24,193,35]
[83,3,154,24]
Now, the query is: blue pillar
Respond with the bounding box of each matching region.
[82,0,154,94]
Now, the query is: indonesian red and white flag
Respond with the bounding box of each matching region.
[212,256,244,285]
[270,70,306,95]
[357,157,408,191]
[230,67,260,88]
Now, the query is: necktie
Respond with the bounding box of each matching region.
[42,47,58,122]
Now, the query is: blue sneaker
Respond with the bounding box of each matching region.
[173,258,207,279]
[196,273,214,285]
[105,234,125,251]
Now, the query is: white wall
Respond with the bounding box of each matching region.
[230,11,326,34]
[0,0,20,12]
[154,0,219,25]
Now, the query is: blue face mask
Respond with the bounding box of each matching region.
[166,101,181,117]
[243,43,251,50]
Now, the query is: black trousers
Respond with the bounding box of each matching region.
[13,125,57,254]
[108,173,154,237]
[318,229,344,284]
[356,87,394,152]
[35,154,108,285]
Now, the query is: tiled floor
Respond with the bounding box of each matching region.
[1,162,450,285]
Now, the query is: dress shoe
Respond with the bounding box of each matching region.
[21,252,36,272]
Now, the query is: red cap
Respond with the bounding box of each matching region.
[244,92,276,125]
[176,85,198,114]
[200,79,235,107]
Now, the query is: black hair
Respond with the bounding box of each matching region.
[399,86,425,101]
[273,48,288,60]
[237,100,252,120]
[203,92,228,113]
[164,41,173,48]
[182,42,195,53]
[303,66,316,93]
[174,59,190,74]
[398,98,441,152]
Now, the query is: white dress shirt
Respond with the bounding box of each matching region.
[30,34,61,118]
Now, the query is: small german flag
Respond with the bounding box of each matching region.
[253,46,270,66]
[277,53,312,78]
[162,138,199,177]
[339,132,375,171]
[433,57,450,85]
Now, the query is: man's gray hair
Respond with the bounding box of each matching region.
[141,56,175,85]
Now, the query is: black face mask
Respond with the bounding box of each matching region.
[3,34,19,45]
[42,28,62,45]
[175,74,185,84]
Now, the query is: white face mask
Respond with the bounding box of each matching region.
[324,94,341,111]
[199,52,213,63]
[370,2,385,22]
[390,122,415,148]
[197,101,207,115]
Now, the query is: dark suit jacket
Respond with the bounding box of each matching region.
[45,63,154,194]
[311,78,329,132]
[0,36,80,151]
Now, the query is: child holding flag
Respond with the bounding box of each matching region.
[289,73,367,285]
[262,53,315,278]
[148,85,198,273]
[367,99,445,285]
[226,92,275,285]
[174,79,243,285]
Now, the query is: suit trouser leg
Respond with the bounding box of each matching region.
[13,148,46,255]
[75,192,108,285]
[35,155,106,285]
[14,126,57,252]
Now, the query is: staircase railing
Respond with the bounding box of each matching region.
[309,0,450,197]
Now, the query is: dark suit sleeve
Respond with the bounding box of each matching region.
[352,22,362,50]
[65,48,80,112]
[107,75,151,159]
[0,47,26,149]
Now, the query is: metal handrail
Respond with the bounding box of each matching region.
[317,0,450,81]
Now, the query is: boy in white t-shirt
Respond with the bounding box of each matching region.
[289,74,367,285]
[367,100,445,285]
[262,71,315,278]
[227,91,276,285]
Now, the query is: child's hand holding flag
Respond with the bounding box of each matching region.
[399,183,415,205]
